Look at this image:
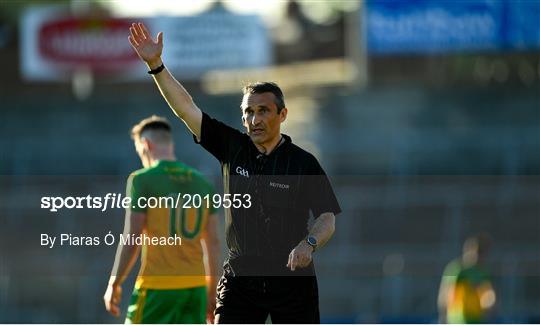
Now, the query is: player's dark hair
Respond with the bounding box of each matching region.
[243,81,286,113]
[464,233,491,257]
[131,115,171,140]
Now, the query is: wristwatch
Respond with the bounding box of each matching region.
[306,236,318,252]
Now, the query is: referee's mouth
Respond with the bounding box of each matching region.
[251,128,264,135]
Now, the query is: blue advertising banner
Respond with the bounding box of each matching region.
[366,0,540,54]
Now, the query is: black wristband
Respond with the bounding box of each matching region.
[147,63,165,75]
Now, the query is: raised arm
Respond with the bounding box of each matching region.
[129,22,202,139]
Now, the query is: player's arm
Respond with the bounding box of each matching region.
[103,210,146,317]
[287,212,335,271]
[437,275,451,322]
[201,213,220,323]
[438,263,459,323]
[128,22,202,139]
[478,282,496,311]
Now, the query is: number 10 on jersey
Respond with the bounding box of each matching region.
[169,195,203,239]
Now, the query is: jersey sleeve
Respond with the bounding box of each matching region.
[441,260,460,286]
[193,112,243,163]
[126,172,146,213]
[305,157,342,218]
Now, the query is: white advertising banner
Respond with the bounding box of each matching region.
[152,8,272,78]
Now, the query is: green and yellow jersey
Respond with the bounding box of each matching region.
[442,260,493,323]
[127,160,216,290]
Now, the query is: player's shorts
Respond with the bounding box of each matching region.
[214,275,319,323]
[125,286,206,324]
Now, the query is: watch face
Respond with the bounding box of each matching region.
[307,236,317,246]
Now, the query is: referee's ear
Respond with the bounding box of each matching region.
[279,107,288,123]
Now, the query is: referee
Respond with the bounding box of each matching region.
[129,22,341,323]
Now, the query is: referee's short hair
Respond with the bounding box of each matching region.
[131,115,172,143]
[243,81,286,113]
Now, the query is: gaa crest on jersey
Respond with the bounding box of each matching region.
[235,166,250,178]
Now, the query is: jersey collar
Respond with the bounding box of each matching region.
[250,133,291,157]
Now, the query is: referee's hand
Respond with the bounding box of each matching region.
[128,22,164,69]
[287,240,313,271]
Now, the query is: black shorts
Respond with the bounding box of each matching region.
[214,275,320,324]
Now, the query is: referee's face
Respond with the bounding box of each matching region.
[241,92,287,146]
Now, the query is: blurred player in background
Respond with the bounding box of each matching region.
[438,234,496,323]
[103,116,220,323]
[128,22,340,323]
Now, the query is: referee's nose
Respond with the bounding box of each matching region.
[250,113,262,127]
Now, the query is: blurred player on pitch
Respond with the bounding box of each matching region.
[103,116,220,323]
[438,234,496,323]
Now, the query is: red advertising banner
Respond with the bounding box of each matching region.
[38,18,138,67]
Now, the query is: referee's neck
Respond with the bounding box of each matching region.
[254,134,284,156]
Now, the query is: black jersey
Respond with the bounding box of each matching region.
[195,112,341,276]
